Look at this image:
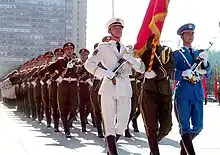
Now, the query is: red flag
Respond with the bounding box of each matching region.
[202,76,207,99]
[134,0,170,57]
[214,65,219,101]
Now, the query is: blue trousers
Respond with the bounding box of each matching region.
[174,97,203,135]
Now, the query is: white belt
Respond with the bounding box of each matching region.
[130,78,135,81]
[136,80,141,83]
[40,80,44,85]
[63,77,77,82]
[79,79,93,86]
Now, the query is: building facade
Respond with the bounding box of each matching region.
[0,0,87,76]
[0,0,87,59]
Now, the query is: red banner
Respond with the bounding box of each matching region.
[214,65,219,101]
[134,0,169,57]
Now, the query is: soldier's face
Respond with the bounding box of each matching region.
[110,26,123,38]
[55,52,64,59]
[80,51,88,61]
[182,31,194,44]
[32,60,38,66]
[64,46,74,56]
[45,55,53,62]
[38,56,45,64]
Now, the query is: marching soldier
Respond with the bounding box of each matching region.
[22,61,32,118]
[32,55,45,123]
[27,58,39,120]
[38,51,54,127]
[45,42,79,138]
[78,48,93,132]
[49,48,64,132]
[90,37,111,138]
[135,34,174,154]
[85,18,145,155]
[173,23,212,155]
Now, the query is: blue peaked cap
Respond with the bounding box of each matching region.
[177,23,195,35]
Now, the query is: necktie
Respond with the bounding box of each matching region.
[116,42,120,52]
[189,48,194,60]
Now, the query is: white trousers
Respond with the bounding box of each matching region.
[101,94,131,137]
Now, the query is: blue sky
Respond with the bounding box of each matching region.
[86,0,220,51]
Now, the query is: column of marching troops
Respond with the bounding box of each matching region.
[0,17,213,155]
[0,38,142,138]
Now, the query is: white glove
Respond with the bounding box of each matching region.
[104,70,115,79]
[40,80,44,85]
[196,68,207,75]
[46,79,51,85]
[56,76,63,83]
[125,45,134,54]
[122,54,135,65]
[86,79,93,86]
[31,81,37,87]
[67,62,74,68]
[145,70,157,79]
[182,69,192,79]
[199,52,208,66]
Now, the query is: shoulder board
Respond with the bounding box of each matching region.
[173,49,181,53]
[99,42,111,47]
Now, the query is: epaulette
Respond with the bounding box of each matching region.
[99,42,111,47]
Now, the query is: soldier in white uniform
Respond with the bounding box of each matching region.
[85,18,145,155]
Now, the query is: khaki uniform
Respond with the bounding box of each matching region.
[90,76,104,138]
[32,66,44,122]
[46,57,79,137]
[78,63,94,132]
[139,45,173,154]
[22,70,31,118]
[39,67,52,127]
[27,68,39,120]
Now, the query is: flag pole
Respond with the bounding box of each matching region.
[112,0,115,18]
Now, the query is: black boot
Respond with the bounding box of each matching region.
[132,118,139,132]
[98,130,104,138]
[65,132,71,138]
[54,118,59,132]
[180,133,198,155]
[125,128,132,138]
[157,132,166,143]
[54,127,59,132]
[82,123,87,132]
[107,134,121,154]
[95,117,104,138]
[106,135,118,155]
[180,140,187,155]
[181,133,195,155]
[116,134,121,142]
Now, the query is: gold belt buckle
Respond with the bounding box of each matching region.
[190,76,198,84]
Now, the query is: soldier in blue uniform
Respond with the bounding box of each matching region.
[172,23,212,155]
